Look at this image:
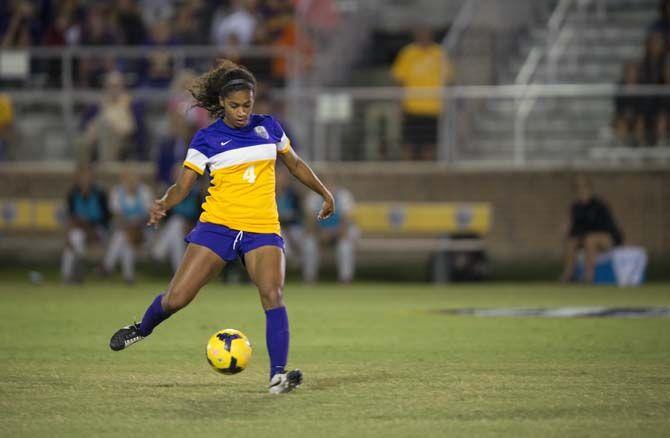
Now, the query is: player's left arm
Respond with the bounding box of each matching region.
[278,147,334,220]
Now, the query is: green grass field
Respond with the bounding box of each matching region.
[1,279,669,437]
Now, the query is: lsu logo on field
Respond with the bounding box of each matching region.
[254,126,269,140]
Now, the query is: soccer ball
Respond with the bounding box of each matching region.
[206,329,252,374]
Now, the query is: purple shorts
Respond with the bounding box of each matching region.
[185,221,284,262]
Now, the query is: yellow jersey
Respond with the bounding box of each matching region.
[183,115,291,234]
[391,42,454,116]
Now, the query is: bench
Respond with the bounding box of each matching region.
[0,198,64,231]
[352,202,493,283]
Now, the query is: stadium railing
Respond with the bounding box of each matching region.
[279,84,670,164]
[3,43,670,164]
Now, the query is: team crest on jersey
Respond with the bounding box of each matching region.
[254,126,269,140]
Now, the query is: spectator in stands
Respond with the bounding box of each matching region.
[156,70,210,186]
[641,30,666,85]
[0,93,16,160]
[270,19,314,85]
[151,164,202,273]
[139,20,177,88]
[612,62,646,147]
[173,2,204,45]
[43,10,80,87]
[139,0,175,27]
[391,28,454,160]
[657,56,670,145]
[43,10,77,46]
[168,69,210,130]
[114,0,147,46]
[1,0,41,48]
[78,5,119,88]
[61,163,110,283]
[102,167,153,284]
[559,176,624,284]
[211,0,258,48]
[276,166,304,265]
[649,0,670,38]
[295,0,340,43]
[79,71,147,161]
[303,179,357,284]
[257,0,293,42]
[639,31,666,145]
[44,1,86,47]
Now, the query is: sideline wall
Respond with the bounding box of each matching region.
[1,163,668,262]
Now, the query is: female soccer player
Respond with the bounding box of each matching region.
[109,60,335,394]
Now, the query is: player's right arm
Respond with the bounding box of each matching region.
[147,167,199,226]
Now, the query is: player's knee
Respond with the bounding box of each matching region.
[162,289,192,313]
[259,286,284,307]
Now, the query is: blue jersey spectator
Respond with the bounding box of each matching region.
[152,165,202,273]
[103,168,153,283]
[61,164,110,283]
[276,167,304,264]
[303,181,357,283]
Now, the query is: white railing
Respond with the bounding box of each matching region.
[278,84,670,164]
[5,63,670,164]
[0,44,300,158]
[442,0,479,54]
[514,0,578,165]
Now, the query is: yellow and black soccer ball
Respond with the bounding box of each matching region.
[205,329,252,375]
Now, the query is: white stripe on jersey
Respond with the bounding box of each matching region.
[209,143,277,171]
[277,133,290,152]
[184,148,208,171]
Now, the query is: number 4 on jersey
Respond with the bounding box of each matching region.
[242,165,256,184]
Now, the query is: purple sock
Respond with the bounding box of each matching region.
[138,294,171,337]
[265,306,289,379]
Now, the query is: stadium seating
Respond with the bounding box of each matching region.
[468,0,660,161]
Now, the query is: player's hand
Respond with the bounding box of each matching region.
[317,194,335,221]
[147,199,167,227]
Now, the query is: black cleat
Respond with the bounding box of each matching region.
[268,369,303,394]
[109,323,144,351]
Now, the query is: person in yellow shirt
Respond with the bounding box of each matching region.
[109,59,335,394]
[0,93,16,160]
[391,28,454,160]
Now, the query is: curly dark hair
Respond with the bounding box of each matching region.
[189,59,257,120]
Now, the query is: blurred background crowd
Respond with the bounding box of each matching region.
[0,0,322,162]
[0,0,667,284]
[1,0,305,87]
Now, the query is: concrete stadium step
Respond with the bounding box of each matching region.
[474,118,609,138]
[479,109,614,123]
[518,42,642,59]
[470,138,601,150]
[469,0,654,160]
[507,59,628,79]
[484,99,614,113]
[473,130,604,145]
[529,27,648,43]
[16,117,70,160]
